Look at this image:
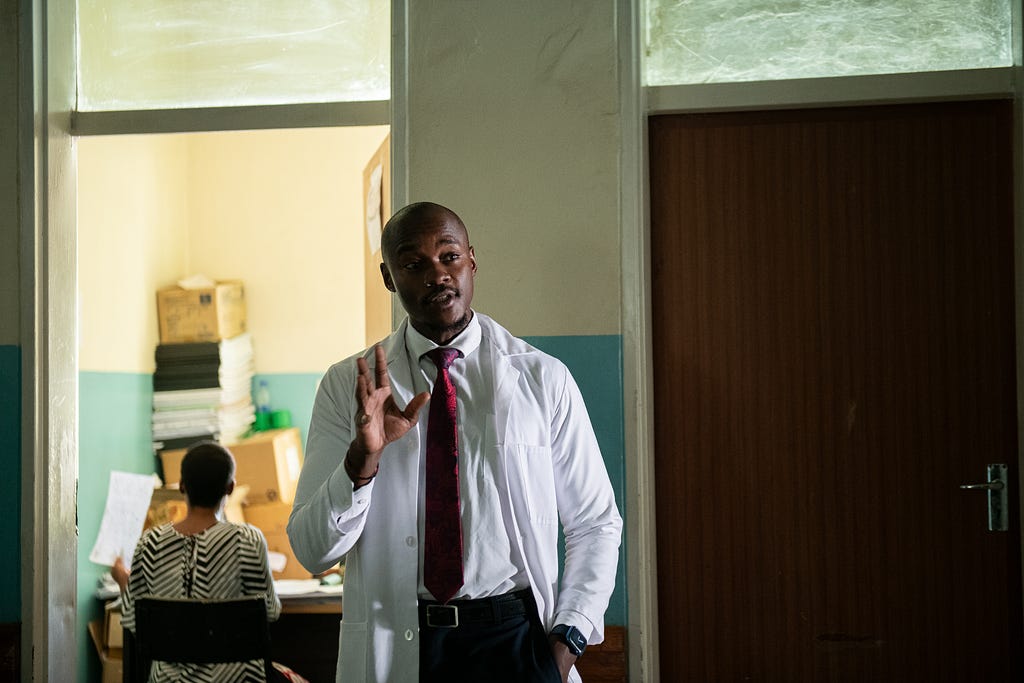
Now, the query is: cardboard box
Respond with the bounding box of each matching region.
[159,449,187,488]
[161,428,304,504]
[242,500,292,535]
[144,487,188,531]
[103,601,123,649]
[89,620,124,683]
[157,280,246,343]
[263,530,311,580]
[243,501,310,580]
[144,485,247,530]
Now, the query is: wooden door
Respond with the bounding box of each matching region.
[649,101,1022,681]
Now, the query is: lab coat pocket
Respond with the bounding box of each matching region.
[508,443,558,526]
[338,620,367,682]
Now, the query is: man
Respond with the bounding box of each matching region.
[287,201,622,683]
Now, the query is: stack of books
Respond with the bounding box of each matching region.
[151,332,256,452]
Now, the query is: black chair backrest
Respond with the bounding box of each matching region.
[131,595,272,681]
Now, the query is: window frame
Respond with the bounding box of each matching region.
[71,100,390,136]
[646,67,1016,115]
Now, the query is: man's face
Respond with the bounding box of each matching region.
[381,210,477,344]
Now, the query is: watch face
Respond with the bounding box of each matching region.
[568,629,586,654]
[556,625,586,656]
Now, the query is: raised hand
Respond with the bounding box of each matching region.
[345,344,430,483]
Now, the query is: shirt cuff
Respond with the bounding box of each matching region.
[325,460,373,526]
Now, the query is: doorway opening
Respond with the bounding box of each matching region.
[76,124,391,683]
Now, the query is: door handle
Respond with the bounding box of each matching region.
[960,481,1004,491]
[960,464,1008,531]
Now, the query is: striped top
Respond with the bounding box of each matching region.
[121,522,282,682]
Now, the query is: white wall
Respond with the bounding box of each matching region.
[0,0,19,346]
[407,1,620,337]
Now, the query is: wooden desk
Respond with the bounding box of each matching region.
[273,593,342,683]
[280,594,342,615]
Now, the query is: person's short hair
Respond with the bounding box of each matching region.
[381,201,467,265]
[179,441,235,508]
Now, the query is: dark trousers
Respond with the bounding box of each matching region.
[418,589,561,683]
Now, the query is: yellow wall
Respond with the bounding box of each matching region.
[185,127,390,373]
[78,134,191,372]
[78,126,390,374]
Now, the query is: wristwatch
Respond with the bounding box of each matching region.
[550,624,587,657]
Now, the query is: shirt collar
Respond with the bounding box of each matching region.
[404,311,481,362]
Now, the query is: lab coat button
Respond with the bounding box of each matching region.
[405,536,416,547]
[405,629,415,641]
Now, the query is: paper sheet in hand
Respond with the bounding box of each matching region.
[89,471,156,568]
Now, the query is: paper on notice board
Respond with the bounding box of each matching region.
[366,162,383,255]
[89,471,158,568]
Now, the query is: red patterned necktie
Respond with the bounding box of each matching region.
[423,347,464,604]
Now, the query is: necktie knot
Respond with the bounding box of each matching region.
[426,347,461,371]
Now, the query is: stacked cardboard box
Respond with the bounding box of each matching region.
[156,280,246,344]
[243,501,310,580]
[161,427,302,504]
[152,279,254,458]
[151,281,311,580]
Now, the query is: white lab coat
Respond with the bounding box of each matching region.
[287,313,622,683]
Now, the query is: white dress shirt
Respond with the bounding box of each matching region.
[404,314,528,600]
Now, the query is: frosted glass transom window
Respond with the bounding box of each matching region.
[645,0,1014,86]
[77,0,389,111]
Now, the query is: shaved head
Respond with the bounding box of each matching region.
[381,202,468,267]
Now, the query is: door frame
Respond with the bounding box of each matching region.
[21,0,78,679]
[21,1,404,680]
[618,3,1024,683]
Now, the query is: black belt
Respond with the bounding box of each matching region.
[418,589,531,629]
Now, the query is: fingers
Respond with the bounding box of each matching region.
[355,356,370,405]
[355,347,391,424]
[373,345,390,389]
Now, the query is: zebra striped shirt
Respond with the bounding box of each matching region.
[121,522,282,682]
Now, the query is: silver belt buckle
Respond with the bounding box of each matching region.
[426,604,459,628]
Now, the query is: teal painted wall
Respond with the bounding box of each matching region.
[77,334,625,681]
[525,335,627,627]
[77,371,155,683]
[0,346,20,623]
[250,373,320,446]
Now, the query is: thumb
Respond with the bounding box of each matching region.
[403,391,431,421]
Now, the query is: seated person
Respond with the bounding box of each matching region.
[113,441,289,682]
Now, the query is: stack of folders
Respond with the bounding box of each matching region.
[151,332,256,453]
